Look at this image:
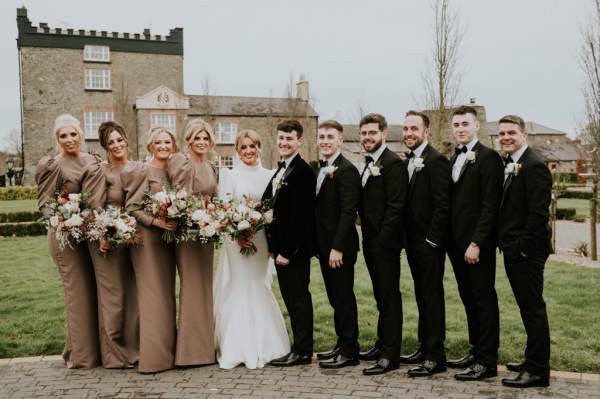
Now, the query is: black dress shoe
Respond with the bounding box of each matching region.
[399,349,425,364]
[446,353,476,369]
[319,353,359,369]
[362,358,400,375]
[407,360,447,377]
[269,352,312,367]
[359,347,381,361]
[316,347,339,360]
[505,360,526,373]
[454,363,497,380]
[502,371,549,388]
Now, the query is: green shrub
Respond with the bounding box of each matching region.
[558,191,593,200]
[572,214,587,223]
[0,186,38,200]
[556,208,577,220]
[0,211,43,223]
[0,222,46,237]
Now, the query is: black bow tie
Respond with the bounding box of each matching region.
[455,146,467,155]
[319,160,327,167]
[406,151,415,159]
[504,155,514,164]
[277,160,286,168]
[365,155,374,164]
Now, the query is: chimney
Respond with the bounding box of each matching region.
[296,74,309,102]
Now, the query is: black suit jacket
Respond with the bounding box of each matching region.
[359,147,408,250]
[498,147,552,259]
[262,154,317,259]
[315,154,360,257]
[405,144,452,245]
[449,141,504,250]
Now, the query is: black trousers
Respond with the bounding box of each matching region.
[406,239,446,363]
[362,238,403,359]
[318,251,359,358]
[275,255,313,356]
[504,252,550,377]
[447,242,499,367]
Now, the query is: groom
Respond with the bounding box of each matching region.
[262,119,317,367]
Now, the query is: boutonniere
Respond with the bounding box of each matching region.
[505,162,522,177]
[272,177,288,190]
[323,165,338,179]
[368,163,382,177]
[465,150,476,164]
[413,157,425,172]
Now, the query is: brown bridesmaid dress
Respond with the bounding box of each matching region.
[121,161,176,373]
[35,153,101,369]
[168,153,217,366]
[82,161,140,368]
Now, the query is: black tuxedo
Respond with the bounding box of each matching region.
[498,147,551,377]
[447,141,503,367]
[262,154,316,355]
[358,146,408,359]
[314,154,360,358]
[404,144,451,363]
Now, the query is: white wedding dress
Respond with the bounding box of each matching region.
[213,160,290,369]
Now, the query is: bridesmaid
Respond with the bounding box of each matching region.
[35,114,101,369]
[168,119,217,367]
[121,126,178,373]
[82,121,139,368]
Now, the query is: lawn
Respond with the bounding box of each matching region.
[0,199,37,213]
[1,235,599,373]
[557,198,591,219]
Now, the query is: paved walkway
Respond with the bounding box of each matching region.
[1,356,598,399]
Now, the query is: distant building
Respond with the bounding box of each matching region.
[16,8,317,184]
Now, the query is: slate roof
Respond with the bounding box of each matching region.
[188,95,318,118]
[533,143,585,162]
[486,121,567,136]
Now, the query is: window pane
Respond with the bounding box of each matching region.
[219,156,234,169]
[215,122,237,144]
[84,111,114,139]
[150,113,177,133]
[84,45,110,62]
[85,69,111,90]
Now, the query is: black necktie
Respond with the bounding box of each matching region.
[504,155,514,164]
[455,146,467,155]
[406,151,415,159]
[319,159,327,168]
[365,155,374,164]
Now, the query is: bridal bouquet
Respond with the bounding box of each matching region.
[86,205,140,255]
[225,196,274,256]
[142,186,189,243]
[183,195,229,246]
[42,186,93,250]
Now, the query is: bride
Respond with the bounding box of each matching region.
[214,129,290,369]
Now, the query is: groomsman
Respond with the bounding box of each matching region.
[400,110,451,376]
[446,106,503,381]
[313,120,361,369]
[357,113,408,375]
[496,115,551,388]
[262,119,316,367]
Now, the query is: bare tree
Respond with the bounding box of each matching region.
[419,0,465,152]
[197,75,219,122]
[113,75,137,157]
[580,0,600,175]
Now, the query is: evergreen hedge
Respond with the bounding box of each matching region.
[0,186,38,200]
[0,222,46,237]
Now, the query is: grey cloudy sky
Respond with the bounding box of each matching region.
[0,0,590,150]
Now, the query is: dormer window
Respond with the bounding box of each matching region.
[84,45,110,62]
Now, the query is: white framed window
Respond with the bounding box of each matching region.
[215,122,237,144]
[85,69,111,90]
[84,45,110,62]
[84,111,114,139]
[218,155,234,169]
[150,113,177,133]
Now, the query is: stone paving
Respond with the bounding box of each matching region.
[1,356,599,399]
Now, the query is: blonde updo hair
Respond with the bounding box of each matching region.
[235,130,262,157]
[53,114,85,152]
[145,126,178,156]
[183,119,216,156]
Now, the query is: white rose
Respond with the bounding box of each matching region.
[233,213,243,222]
[49,215,59,227]
[154,191,168,203]
[167,205,179,216]
[175,199,187,211]
[249,211,262,221]
[65,213,83,227]
[237,220,251,231]
[236,204,249,215]
[264,210,274,224]
[176,190,188,199]
[413,157,424,171]
[192,210,210,223]
[369,165,381,177]
[202,225,216,237]
[68,193,81,202]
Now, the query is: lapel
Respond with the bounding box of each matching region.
[408,145,429,196]
[457,141,480,183]
[272,155,298,205]
[364,147,387,191]
[318,154,342,198]
[500,147,529,209]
